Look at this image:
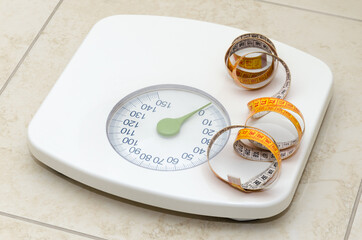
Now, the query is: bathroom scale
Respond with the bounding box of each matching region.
[27,15,333,220]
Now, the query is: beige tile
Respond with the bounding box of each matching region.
[0,0,59,89]
[0,214,90,240]
[263,0,362,20]
[0,0,361,239]
[349,184,362,240]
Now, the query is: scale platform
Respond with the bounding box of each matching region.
[27,15,333,220]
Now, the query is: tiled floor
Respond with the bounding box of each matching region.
[258,0,362,20]
[0,0,59,90]
[0,0,361,239]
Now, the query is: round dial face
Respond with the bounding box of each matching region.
[106,84,231,171]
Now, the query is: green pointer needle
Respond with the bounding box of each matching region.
[157,102,212,137]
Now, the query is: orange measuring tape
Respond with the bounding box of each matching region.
[206,33,305,192]
[225,33,291,99]
[208,98,305,192]
[246,97,305,155]
[208,125,281,192]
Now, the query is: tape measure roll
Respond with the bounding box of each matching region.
[208,98,304,192]
[207,125,281,192]
[244,97,305,160]
[207,34,305,193]
[225,33,291,100]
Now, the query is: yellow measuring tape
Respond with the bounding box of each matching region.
[208,98,305,192]
[242,97,305,161]
[225,33,291,99]
[207,125,281,192]
[206,33,305,192]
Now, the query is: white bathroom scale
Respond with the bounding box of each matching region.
[27,15,333,220]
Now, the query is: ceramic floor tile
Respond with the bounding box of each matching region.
[259,0,362,20]
[349,182,362,240]
[0,0,60,90]
[0,0,361,239]
[0,214,92,240]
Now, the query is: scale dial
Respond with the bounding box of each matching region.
[106,84,231,171]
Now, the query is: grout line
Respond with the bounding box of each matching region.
[255,0,362,22]
[0,211,108,240]
[0,0,64,97]
[0,0,108,238]
[344,178,362,240]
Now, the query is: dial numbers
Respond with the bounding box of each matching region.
[106,85,230,171]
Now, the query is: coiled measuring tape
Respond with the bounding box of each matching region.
[245,97,305,158]
[207,125,281,192]
[225,33,291,100]
[208,98,305,192]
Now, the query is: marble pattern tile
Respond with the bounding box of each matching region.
[349,182,362,240]
[0,0,59,89]
[260,0,362,20]
[0,0,361,239]
[0,214,91,240]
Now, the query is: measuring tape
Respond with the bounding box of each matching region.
[225,33,291,99]
[208,98,305,192]
[207,125,281,192]
[246,97,305,156]
[206,33,304,192]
